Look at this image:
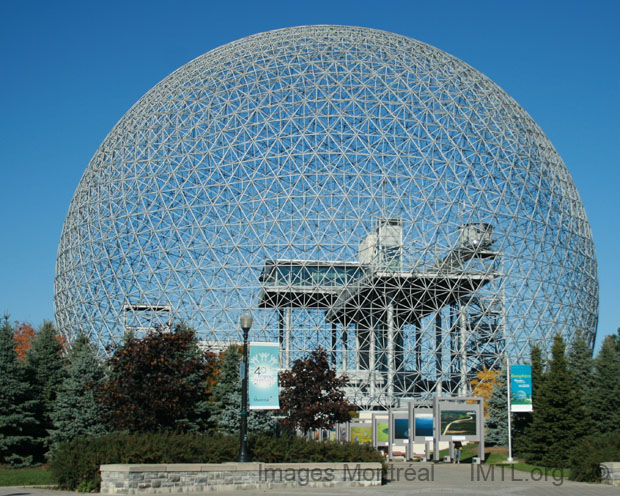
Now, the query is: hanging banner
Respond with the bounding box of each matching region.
[249,342,280,410]
[510,364,533,412]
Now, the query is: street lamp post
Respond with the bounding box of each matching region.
[238,313,252,463]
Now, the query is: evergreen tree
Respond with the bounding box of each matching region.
[567,329,594,406]
[525,334,589,467]
[49,334,108,448]
[589,334,620,434]
[210,345,276,433]
[485,369,508,446]
[0,316,38,466]
[25,321,66,458]
[100,325,211,432]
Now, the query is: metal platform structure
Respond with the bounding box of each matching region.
[259,220,504,407]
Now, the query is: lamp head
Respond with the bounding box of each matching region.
[240,313,253,332]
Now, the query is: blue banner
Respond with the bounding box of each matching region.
[249,342,280,410]
[510,364,533,412]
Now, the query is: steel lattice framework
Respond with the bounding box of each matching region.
[55,25,597,407]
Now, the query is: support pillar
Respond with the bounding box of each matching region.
[369,316,376,399]
[459,304,467,396]
[387,303,395,399]
[285,307,292,369]
[435,311,442,381]
[355,323,360,371]
[278,309,284,369]
[342,325,348,371]
[331,322,337,367]
[415,319,422,372]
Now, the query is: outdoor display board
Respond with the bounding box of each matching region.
[248,342,280,410]
[394,417,410,440]
[440,409,477,436]
[436,398,483,443]
[510,364,533,412]
[415,412,434,436]
[349,422,373,444]
[372,414,389,445]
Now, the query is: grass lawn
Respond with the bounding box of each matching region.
[436,444,570,478]
[0,466,56,486]
[437,442,480,462]
[483,447,571,478]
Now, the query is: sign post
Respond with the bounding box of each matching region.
[506,358,514,463]
[507,362,533,463]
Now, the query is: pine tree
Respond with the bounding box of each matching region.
[210,345,276,433]
[49,334,108,448]
[25,321,66,458]
[567,329,594,406]
[485,369,508,446]
[589,334,620,434]
[0,316,38,466]
[525,334,589,467]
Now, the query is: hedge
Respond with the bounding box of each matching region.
[568,431,620,483]
[49,432,385,491]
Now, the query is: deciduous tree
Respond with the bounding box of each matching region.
[13,322,35,361]
[470,367,500,417]
[279,348,355,434]
[99,325,211,432]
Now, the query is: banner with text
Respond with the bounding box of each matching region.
[510,364,533,412]
[249,342,280,410]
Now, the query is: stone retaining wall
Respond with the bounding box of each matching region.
[601,462,620,487]
[100,462,382,493]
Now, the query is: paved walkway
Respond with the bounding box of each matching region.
[0,464,617,496]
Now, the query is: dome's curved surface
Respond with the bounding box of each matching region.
[55,25,597,404]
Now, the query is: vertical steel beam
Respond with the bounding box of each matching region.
[285,307,292,369]
[342,324,348,371]
[459,303,468,396]
[387,303,395,399]
[435,310,442,380]
[331,322,337,367]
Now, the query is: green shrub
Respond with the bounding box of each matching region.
[49,431,237,490]
[250,434,385,464]
[568,431,620,482]
[50,431,385,491]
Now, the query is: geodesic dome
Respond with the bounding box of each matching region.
[55,25,597,405]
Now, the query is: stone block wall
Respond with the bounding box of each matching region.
[601,462,620,487]
[100,462,382,493]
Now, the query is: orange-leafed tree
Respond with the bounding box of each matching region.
[470,367,500,417]
[13,322,35,361]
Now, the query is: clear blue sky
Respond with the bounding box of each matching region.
[1,0,618,349]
